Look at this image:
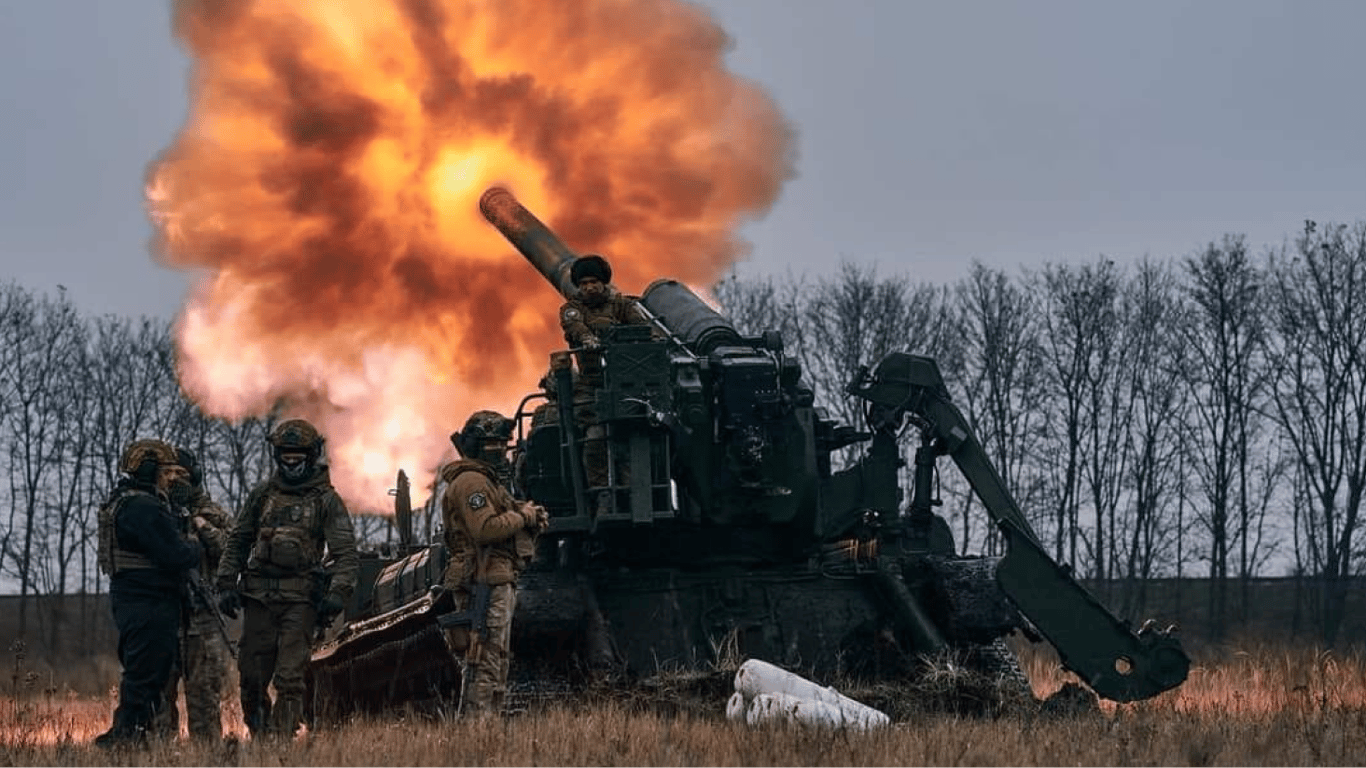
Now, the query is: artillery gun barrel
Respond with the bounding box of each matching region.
[641,279,743,355]
[479,187,579,299]
[479,186,747,355]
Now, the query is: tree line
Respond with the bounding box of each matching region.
[715,220,1366,645]
[3,219,1364,647]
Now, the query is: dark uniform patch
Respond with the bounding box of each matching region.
[467,492,487,510]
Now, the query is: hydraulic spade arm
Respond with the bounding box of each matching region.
[850,353,1190,702]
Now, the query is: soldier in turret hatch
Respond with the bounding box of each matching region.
[558,254,653,515]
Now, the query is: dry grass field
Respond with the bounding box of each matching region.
[4,636,1366,766]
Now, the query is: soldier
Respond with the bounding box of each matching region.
[215,418,358,739]
[94,439,201,749]
[155,447,231,741]
[557,254,653,513]
[440,410,548,717]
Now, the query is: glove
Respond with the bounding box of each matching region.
[218,588,242,620]
[316,593,346,622]
[521,502,550,533]
[580,335,601,351]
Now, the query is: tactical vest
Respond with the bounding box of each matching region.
[96,487,158,575]
[246,485,328,576]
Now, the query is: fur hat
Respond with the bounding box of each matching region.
[570,254,612,286]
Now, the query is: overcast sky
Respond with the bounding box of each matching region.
[3,0,1364,320]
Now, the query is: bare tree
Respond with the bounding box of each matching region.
[1081,267,1137,585]
[0,287,86,633]
[203,414,278,516]
[953,263,1048,555]
[43,312,95,648]
[1035,257,1128,577]
[0,281,28,583]
[711,269,804,344]
[1112,259,1191,614]
[1180,235,1270,638]
[715,263,956,472]
[87,317,175,478]
[83,315,188,596]
[798,263,912,429]
[1264,220,1366,644]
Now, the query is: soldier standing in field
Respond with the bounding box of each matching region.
[215,419,358,739]
[557,254,653,514]
[94,439,201,749]
[440,410,548,717]
[154,447,231,741]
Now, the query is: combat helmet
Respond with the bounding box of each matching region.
[450,410,514,462]
[100,438,179,576]
[268,418,324,482]
[176,446,203,488]
[118,438,179,481]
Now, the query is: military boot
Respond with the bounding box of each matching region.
[94,724,149,750]
[243,700,271,739]
[267,697,304,739]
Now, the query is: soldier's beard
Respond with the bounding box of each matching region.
[579,288,609,308]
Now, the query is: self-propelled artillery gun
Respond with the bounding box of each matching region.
[304,188,1189,720]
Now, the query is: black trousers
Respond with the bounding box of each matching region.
[109,589,181,734]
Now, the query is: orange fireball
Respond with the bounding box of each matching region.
[146,0,794,511]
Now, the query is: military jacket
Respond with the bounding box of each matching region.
[559,288,652,387]
[558,288,650,348]
[183,489,232,632]
[440,460,536,587]
[186,489,231,577]
[217,466,358,602]
[109,483,201,598]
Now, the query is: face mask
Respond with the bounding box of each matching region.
[277,454,312,482]
[168,479,194,506]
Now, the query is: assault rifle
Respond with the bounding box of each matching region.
[436,582,493,713]
[436,583,492,642]
[174,499,237,660]
[186,568,238,661]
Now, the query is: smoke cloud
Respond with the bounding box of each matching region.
[147,0,795,510]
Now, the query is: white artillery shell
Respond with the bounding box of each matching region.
[733,659,889,730]
[744,691,888,731]
[725,691,747,722]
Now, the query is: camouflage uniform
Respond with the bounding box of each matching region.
[156,486,231,740]
[216,420,358,738]
[559,285,651,492]
[438,455,542,717]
